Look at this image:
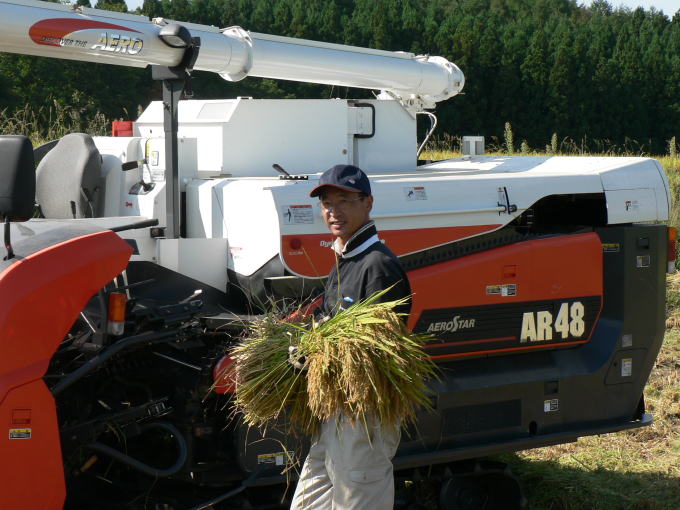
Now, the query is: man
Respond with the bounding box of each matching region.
[290,164,411,510]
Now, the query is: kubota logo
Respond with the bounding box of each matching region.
[29,18,143,54]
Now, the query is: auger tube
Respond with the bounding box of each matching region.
[0,0,464,109]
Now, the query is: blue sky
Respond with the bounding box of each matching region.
[124,0,678,17]
[588,0,678,15]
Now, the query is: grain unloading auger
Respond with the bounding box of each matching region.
[0,1,674,509]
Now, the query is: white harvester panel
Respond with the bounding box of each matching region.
[186,177,286,277]
[156,238,229,291]
[164,153,672,282]
[98,132,670,286]
[421,155,670,224]
[95,136,198,220]
[134,98,416,177]
[189,155,669,280]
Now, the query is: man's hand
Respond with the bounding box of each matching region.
[288,345,307,371]
[313,315,331,328]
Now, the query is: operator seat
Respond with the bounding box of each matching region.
[0,135,35,222]
[36,133,102,219]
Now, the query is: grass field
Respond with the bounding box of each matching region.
[505,322,680,510]
[417,151,680,510]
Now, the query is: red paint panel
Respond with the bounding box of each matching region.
[0,381,65,510]
[424,336,516,349]
[29,18,141,47]
[380,225,501,259]
[0,231,132,386]
[0,230,132,510]
[429,339,591,361]
[281,224,501,277]
[406,232,604,356]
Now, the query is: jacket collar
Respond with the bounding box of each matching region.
[333,220,380,258]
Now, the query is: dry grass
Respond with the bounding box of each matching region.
[0,100,109,145]
[504,278,680,510]
[665,272,680,328]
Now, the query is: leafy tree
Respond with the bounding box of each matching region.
[0,0,677,153]
[95,0,128,12]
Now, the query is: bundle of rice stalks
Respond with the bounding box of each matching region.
[229,290,438,436]
[227,314,318,434]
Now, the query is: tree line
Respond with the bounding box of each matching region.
[1,0,678,154]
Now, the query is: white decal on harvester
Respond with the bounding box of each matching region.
[520,302,585,342]
[403,186,427,201]
[543,399,559,412]
[427,315,475,333]
[91,33,143,54]
[281,205,314,224]
[636,255,651,268]
[624,200,640,211]
[621,358,633,377]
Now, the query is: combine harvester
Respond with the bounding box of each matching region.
[0,0,673,508]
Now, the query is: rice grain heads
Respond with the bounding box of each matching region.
[229,291,438,436]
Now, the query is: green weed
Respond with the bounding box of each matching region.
[505,325,680,510]
[0,99,109,145]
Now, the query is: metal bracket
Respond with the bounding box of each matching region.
[497,186,517,215]
[350,102,376,139]
[150,37,201,239]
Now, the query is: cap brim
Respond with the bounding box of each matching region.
[309,183,363,197]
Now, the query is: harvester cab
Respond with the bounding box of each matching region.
[0,1,674,509]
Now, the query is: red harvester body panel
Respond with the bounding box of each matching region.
[0,230,132,510]
[408,232,603,359]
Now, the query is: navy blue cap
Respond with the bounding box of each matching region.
[309,164,371,197]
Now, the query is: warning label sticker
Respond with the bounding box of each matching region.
[257,452,286,466]
[636,255,650,268]
[621,358,633,377]
[403,186,427,201]
[486,284,517,296]
[602,243,620,252]
[228,246,243,260]
[9,428,31,439]
[150,168,165,183]
[282,205,314,224]
[625,200,640,212]
[544,399,559,413]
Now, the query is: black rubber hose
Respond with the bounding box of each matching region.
[4,216,14,260]
[51,329,179,396]
[85,421,188,478]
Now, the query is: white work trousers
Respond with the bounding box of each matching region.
[290,414,400,510]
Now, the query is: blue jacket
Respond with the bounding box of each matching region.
[320,221,411,318]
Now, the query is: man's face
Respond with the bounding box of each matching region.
[319,187,373,245]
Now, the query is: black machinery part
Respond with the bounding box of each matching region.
[85,421,188,478]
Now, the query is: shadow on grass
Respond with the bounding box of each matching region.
[499,453,680,510]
